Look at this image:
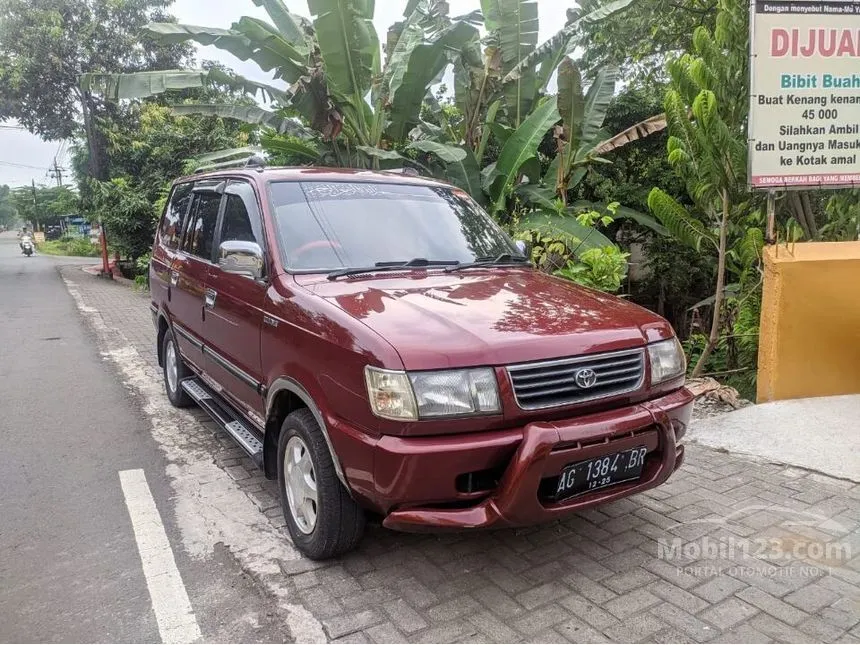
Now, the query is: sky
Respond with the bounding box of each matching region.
[0,0,572,189]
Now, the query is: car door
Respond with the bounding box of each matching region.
[151,182,193,319]
[169,180,224,372]
[203,180,267,423]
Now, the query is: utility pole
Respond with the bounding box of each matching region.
[79,88,111,278]
[49,160,65,187]
[31,179,38,232]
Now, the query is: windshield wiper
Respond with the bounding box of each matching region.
[444,253,531,273]
[327,258,458,280]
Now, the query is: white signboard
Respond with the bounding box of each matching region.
[749,0,860,188]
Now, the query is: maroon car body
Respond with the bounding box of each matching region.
[151,166,693,555]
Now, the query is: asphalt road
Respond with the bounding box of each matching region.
[0,232,287,643]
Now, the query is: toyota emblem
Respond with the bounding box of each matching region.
[574,368,598,389]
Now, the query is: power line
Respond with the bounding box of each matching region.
[0,160,52,170]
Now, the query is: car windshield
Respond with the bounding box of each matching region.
[269,181,519,271]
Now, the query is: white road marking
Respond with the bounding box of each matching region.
[65,276,325,643]
[119,468,202,644]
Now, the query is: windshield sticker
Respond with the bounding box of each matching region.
[303,183,382,200]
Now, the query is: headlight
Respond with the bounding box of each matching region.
[648,337,686,384]
[365,366,501,420]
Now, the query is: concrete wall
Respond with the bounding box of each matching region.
[757,241,860,402]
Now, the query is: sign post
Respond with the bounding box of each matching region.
[748,0,860,195]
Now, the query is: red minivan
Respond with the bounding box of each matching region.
[150,164,693,559]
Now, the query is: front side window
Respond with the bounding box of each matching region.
[159,182,193,250]
[269,181,517,271]
[182,191,222,260]
[221,182,263,245]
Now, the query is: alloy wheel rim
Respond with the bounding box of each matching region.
[284,436,318,534]
[165,341,178,394]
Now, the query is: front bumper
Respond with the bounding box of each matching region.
[375,387,693,531]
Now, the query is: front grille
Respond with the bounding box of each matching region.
[507,348,645,410]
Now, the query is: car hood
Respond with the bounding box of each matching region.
[301,268,674,370]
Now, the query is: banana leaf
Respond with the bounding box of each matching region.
[81,70,208,100]
[517,210,615,256]
[143,22,306,83]
[232,17,308,82]
[489,96,559,214]
[170,104,310,137]
[502,0,634,84]
[195,147,262,164]
[81,69,290,104]
[260,135,320,162]
[476,99,501,165]
[482,0,539,126]
[515,184,556,209]
[442,148,485,204]
[557,57,583,167]
[590,113,668,155]
[308,0,378,104]
[250,0,312,54]
[407,140,467,162]
[356,146,405,160]
[388,21,478,139]
[579,66,618,153]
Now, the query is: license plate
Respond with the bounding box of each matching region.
[555,446,647,501]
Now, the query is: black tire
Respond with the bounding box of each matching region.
[277,409,365,559]
[162,329,193,407]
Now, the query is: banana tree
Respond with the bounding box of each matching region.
[452,0,635,156]
[81,0,478,167]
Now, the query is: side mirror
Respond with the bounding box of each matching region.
[515,239,531,257]
[218,240,264,280]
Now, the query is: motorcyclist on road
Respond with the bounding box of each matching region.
[20,233,33,254]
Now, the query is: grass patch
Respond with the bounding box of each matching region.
[37,237,100,257]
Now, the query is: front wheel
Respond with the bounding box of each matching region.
[277,409,365,559]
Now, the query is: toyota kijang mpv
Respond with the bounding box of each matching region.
[150,163,693,559]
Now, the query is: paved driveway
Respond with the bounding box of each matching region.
[53,264,860,643]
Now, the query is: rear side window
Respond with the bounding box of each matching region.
[182,191,222,260]
[158,183,193,250]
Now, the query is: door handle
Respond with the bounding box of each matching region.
[169,270,179,286]
[204,289,217,308]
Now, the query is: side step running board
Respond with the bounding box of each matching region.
[181,378,264,468]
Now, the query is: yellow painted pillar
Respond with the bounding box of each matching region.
[757,241,860,402]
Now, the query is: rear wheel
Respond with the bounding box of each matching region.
[162,329,193,407]
[277,409,365,559]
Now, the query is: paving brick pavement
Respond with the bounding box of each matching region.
[59,265,860,644]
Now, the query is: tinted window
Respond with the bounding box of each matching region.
[221,190,260,244]
[269,181,517,271]
[183,191,221,260]
[159,183,193,250]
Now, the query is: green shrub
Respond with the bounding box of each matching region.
[555,246,631,293]
[36,237,99,257]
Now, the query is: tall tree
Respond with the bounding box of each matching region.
[70,102,251,259]
[0,0,192,179]
[10,185,79,228]
[647,0,750,378]
[577,0,718,83]
[0,184,17,227]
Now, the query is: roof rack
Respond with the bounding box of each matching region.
[381,166,420,177]
[193,152,267,174]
